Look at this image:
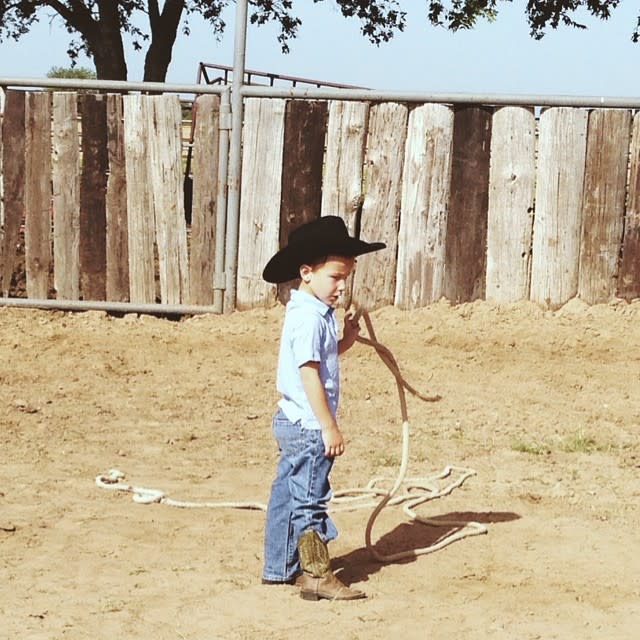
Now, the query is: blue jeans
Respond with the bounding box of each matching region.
[262,409,338,582]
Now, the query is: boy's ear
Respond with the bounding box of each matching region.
[299,263,312,283]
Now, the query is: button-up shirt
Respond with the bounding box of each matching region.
[276,289,340,430]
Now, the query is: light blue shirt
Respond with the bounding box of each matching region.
[276,289,340,430]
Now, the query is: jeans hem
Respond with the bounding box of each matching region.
[262,572,300,583]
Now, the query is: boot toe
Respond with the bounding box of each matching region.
[298,572,366,601]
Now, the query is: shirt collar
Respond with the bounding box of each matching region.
[290,288,334,317]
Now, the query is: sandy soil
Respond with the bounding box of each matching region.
[1,298,639,640]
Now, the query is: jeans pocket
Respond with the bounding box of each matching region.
[273,412,306,457]
[301,427,325,455]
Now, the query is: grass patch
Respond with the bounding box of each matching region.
[559,430,610,454]
[513,430,613,456]
[511,440,550,455]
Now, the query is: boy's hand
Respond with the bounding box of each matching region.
[322,423,345,457]
[299,362,346,457]
[339,312,361,353]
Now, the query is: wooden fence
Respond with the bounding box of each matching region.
[1,88,639,311]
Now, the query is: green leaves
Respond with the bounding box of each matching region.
[0,0,637,82]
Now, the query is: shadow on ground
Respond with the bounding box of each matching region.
[333,510,520,586]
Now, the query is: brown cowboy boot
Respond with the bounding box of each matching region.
[297,529,366,601]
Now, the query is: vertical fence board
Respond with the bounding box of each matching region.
[148,95,189,305]
[321,100,368,309]
[0,90,25,297]
[190,94,220,306]
[578,109,631,304]
[395,103,453,309]
[486,106,536,302]
[444,105,492,303]
[531,107,588,307]
[618,112,640,299]
[321,100,368,221]
[124,95,156,303]
[278,100,327,304]
[25,92,52,300]
[237,98,286,309]
[106,94,129,302]
[52,92,80,300]
[352,102,407,310]
[79,94,108,301]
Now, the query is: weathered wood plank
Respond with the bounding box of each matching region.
[190,94,220,306]
[79,93,108,301]
[486,106,536,302]
[278,99,327,304]
[148,95,189,305]
[352,102,408,310]
[52,92,80,300]
[395,103,454,309]
[124,95,156,304]
[321,100,369,309]
[236,98,286,309]
[443,105,492,303]
[530,107,588,307]
[106,94,129,302]
[24,91,52,300]
[0,90,25,297]
[618,111,640,300]
[321,100,368,221]
[578,109,631,304]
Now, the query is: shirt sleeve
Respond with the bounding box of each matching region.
[290,313,325,369]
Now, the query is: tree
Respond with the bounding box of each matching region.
[47,65,97,79]
[0,1,637,82]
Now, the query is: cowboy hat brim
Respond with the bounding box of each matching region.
[262,236,386,284]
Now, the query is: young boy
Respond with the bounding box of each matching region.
[261,215,385,601]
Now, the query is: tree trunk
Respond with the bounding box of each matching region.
[94,1,128,80]
[93,41,128,81]
[143,0,185,82]
[45,0,129,80]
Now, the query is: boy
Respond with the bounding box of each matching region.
[261,216,385,601]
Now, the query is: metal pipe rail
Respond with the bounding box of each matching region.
[3,76,638,109]
[241,85,640,108]
[0,297,218,316]
[0,77,223,96]
[198,61,366,89]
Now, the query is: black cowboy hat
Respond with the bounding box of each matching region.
[262,216,386,284]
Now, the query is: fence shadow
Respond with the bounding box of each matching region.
[332,510,520,587]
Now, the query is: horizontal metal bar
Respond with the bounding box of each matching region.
[241,84,640,108]
[0,76,224,96]
[3,76,640,108]
[199,62,366,89]
[0,297,220,316]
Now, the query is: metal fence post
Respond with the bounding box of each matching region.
[213,87,231,313]
[223,0,248,313]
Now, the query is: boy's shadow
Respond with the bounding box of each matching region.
[333,511,520,586]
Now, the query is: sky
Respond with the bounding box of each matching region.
[0,1,639,98]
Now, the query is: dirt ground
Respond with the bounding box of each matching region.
[1,298,639,640]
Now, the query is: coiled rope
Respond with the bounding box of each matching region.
[95,309,486,561]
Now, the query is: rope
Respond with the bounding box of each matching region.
[95,308,486,561]
[348,309,486,561]
[95,469,267,510]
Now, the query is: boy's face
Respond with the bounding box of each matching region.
[299,255,356,308]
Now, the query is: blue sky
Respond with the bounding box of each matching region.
[0,1,638,97]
